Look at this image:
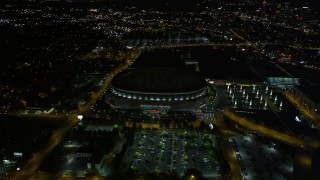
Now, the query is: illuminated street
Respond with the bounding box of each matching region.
[223,108,320,152]
[282,90,320,128]
[1,0,320,179]
[215,113,242,180]
[13,49,141,179]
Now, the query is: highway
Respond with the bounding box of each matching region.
[77,48,141,113]
[147,43,253,50]
[214,112,243,180]
[13,48,142,180]
[223,108,320,153]
[13,117,78,179]
[228,29,260,51]
[292,149,314,180]
[282,90,320,128]
[8,41,317,179]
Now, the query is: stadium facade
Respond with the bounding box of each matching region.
[106,67,209,112]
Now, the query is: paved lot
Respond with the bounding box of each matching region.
[123,130,221,178]
[230,135,293,180]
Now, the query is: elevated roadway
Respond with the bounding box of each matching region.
[282,90,320,128]
[215,113,243,180]
[223,108,320,153]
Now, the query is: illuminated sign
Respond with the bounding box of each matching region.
[148,109,161,113]
[14,152,23,157]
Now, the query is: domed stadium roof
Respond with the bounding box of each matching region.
[111,67,206,94]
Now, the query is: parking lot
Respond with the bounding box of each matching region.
[122,130,221,178]
[230,135,293,180]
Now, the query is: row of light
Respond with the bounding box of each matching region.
[110,88,207,101]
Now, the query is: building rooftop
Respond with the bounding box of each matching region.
[111,67,206,93]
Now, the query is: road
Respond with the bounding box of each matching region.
[77,48,141,113]
[214,112,243,180]
[14,117,78,179]
[147,43,254,50]
[228,29,260,51]
[223,108,320,153]
[282,90,320,128]
[292,148,314,180]
[13,48,142,180]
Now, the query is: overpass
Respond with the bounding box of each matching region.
[214,112,243,180]
[223,107,320,153]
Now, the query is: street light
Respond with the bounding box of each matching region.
[188,174,196,180]
[77,115,83,121]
